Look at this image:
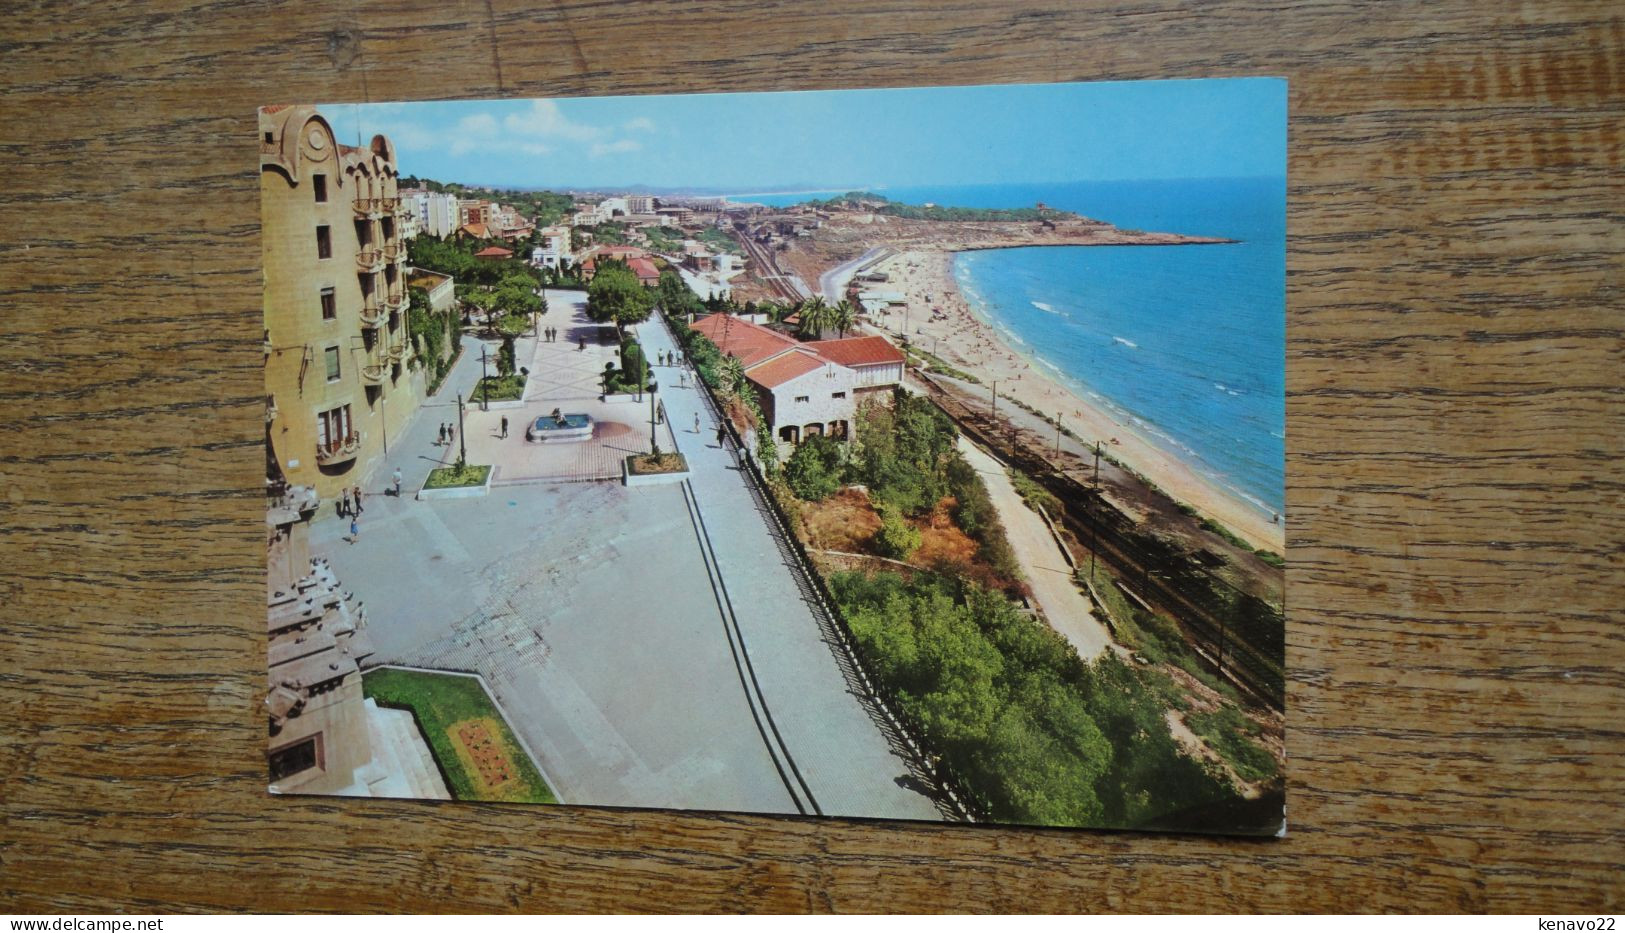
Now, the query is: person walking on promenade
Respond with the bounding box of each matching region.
[438,423,447,446]
[656,400,665,425]
[715,424,728,449]
[447,424,455,445]
[693,412,701,434]
[500,416,509,438]
[339,488,350,518]
[352,485,363,516]
[392,467,402,497]
[348,515,359,544]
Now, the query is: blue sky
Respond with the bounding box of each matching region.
[323,78,1284,193]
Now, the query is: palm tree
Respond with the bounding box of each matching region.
[718,355,748,399]
[796,296,831,339]
[830,299,855,339]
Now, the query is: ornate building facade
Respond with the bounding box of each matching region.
[261,106,425,499]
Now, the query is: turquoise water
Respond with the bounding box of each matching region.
[748,179,1285,515]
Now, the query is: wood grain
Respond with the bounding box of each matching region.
[1,0,1620,913]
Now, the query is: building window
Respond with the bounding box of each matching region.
[319,287,336,320]
[794,395,810,404]
[318,405,352,449]
[324,346,341,381]
[268,737,319,782]
[263,131,274,145]
[831,391,847,399]
[313,174,327,203]
[316,225,331,259]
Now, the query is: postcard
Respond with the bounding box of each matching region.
[261,78,1286,834]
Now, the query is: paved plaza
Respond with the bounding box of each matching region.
[316,293,941,821]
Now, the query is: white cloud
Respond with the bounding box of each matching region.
[590,139,642,158]
[360,100,653,167]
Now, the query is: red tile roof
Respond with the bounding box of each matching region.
[474,246,514,258]
[810,335,906,367]
[460,222,491,239]
[628,258,660,282]
[746,350,826,389]
[689,314,800,369]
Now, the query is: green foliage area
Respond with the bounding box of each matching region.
[905,345,982,384]
[1186,706,1277,783]
[1008,467,1061,516]
[1254,550,1285,568]
[423,463,492,490]
[642,225,687,253]
[361,667,556,803]
[851,393,959,517]
[619,338,648,390]
[693,226,737,254]
[784,434,844,502]
[579,222,628,246]
[476,374,525,402]
[801,191,1076,222]
[874,505,923,561]
[829,570,1237,828]
[585,259,655,329]
[406,285,461,395]
[407,235,539,289]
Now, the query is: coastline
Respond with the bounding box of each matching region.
[871,249,1285,555]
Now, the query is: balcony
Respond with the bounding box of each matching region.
[380,196,401,213]
[315,433,361,466]
[352,197,380,219]
[359,296,385,327]
[381,241,401,262]
[355,249,384,273]
[360,358,388,384]
[385,288,406,310]
[387,340,407,362]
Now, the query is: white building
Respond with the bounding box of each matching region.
[687,314,906,446]
[402,189,460,239]
[627,194,656,214]
[531,225,571,268]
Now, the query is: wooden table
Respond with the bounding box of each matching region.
[1,0,1619,913]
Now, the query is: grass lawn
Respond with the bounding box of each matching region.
[475,373,526,401]
[362,667,557,804]
[424,463,491,490]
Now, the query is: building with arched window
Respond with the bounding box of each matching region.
[261,106,425,500]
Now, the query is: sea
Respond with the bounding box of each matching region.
[741,179,1286,517]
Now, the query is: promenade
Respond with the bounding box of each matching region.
[636,312,941,821]
[310,301,940,821]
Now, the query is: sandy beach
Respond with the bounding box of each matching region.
[865,249,1285,554]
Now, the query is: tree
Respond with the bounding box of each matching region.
[874,505,923,561]
[830,299,856,338]
[796,296,832,339]
[783,434,843,502]
[717,356,748,399]
[620,340,648,392]
[585,260,654,331]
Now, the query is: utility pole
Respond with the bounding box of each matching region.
[1054,413,1063,459]
[990,380,998,420]
[1088,440,1101,580]
[479,346,489,411]
[456,393,467,468]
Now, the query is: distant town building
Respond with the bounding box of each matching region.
[627,256,661,286]
[626,194,656,214]
[474,245,514,260]
[688,315,906,446]
[260,105,424,500]
[532,225,571,268]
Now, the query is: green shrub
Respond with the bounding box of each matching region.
[784,434,843,502]
[874,506,922,561]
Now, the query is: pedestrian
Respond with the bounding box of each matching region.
[716,424,727,448]
[693,412,701,434]
[392,467,402,497]
[438,423,446,446]
[578,337,586,351]
[352,485,363,516]
[349,516,359,543]
[500,416,509,438]
[656,400,665,425]
[447,424,455,445]
[339,488,350,518]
